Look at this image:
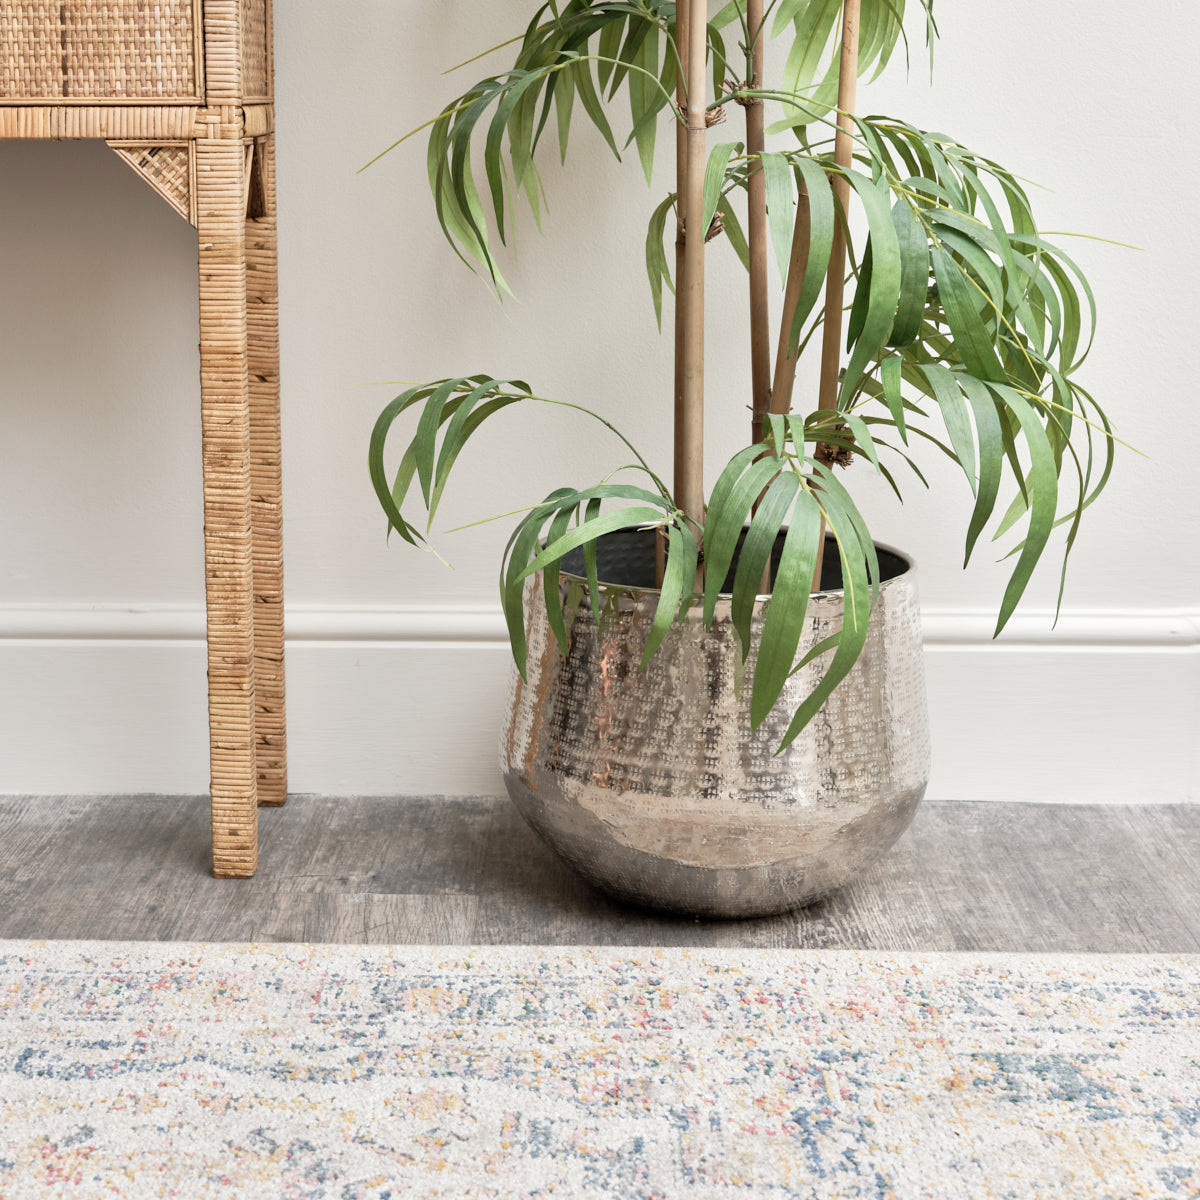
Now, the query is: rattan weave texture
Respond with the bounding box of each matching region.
[0,1,200,100]
[2,0,286,877]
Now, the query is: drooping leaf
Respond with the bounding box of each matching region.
[703,454,789,626]
[629,20,662,183]
[641,521,699,668]
[701,141,739,243]
[759,150,796,284]
[987,383,1060,634]
[931,241,1006,383]
[920,363,976,494]
[729,469,801,658]
[781,157,836,357]
[645,192,676,328]
[841,171,903,404]
[888,199,928,347]
[750,486,822,727]
[957,374,1004,564]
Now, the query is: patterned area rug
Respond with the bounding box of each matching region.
[1,942,1198,1198]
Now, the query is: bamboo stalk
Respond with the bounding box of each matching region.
[768,184,811,417]
[759,181,810,595]
[745,0,770,447]
[810,0,861,592]
[678,0,708,563]
[663,0,693,590]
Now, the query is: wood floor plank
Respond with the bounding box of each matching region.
[959,803,1197,953]
[356,894,481,944]
[1116,805,1200,944]
[0,794,122,885]
[2,794,1197,951]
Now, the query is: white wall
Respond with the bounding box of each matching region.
[1,0,1196,802]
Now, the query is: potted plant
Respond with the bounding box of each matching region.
[368,0,1115,916]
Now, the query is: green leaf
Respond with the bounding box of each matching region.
[778,0,840,123]
[523,506,667,578]
[920,363,976,495]
[629,20,662,184]
[841,171,902,404]
[542,502,577,654]
[840,411,882,473]
[641,522,698,668]
[704,442,771,550]
[750,487,822,727]
[486,69,552,243]
[887,199,928,347]
[846,240,873,351]
[933,223,1005,318]
[988,383,1059,633]
[502,494,571,678]
[782,157,835,358]
[730,470,801,659]
[645,192,676,328]
[879,354,908,444]
[581,495,602,617]
[720,198,751,271]
[759,151,795,284]
[554,59,576,163]
[931,242,1006,383]
[609,10,653,99]
[703,455,787,626]
[958,374,1004,564]
[413,378,471,510]
[773,500,872,749]
[571,56,621,159]
[368,384,438,545]
[431,388,522,519]
[701,141,738,243]
[596,15,625,92]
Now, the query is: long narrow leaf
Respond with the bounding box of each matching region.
[750,487,822,727]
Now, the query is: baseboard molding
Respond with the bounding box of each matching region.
[1,604,1196,802]
[4,603,1197,647]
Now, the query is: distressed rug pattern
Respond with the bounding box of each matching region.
[1,941,1198,1198]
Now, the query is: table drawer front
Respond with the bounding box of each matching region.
[1,1,200,101]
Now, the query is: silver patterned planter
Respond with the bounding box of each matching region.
[500,530,931,918]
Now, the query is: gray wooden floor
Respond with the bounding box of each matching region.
[1,794,1197,951]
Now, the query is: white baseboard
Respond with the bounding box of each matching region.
[1,604,1196,802]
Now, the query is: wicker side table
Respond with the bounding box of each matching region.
[2,0,286,877]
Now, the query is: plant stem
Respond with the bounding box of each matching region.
[745,0,770,447]
[678,0,708,583]
[811,0,861,591]
[664,0,693,589]
[769,184,811,416]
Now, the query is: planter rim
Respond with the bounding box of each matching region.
[554,532,918,603]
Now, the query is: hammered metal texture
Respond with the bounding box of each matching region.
[500,532,931,918]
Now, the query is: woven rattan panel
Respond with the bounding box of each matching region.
[240,0,269,99]
[0,1,199,100]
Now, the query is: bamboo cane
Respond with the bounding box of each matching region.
[678,0,708,563]
[663,0,694,589]
[759,179,811,594]
[745,0,770,447]
[810,0,861,591]
[768,185,812,416]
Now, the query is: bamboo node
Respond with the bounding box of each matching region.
[676,101,727,128]
[723,79,761,108]
[815,439,856,469]
[677,211,726,244]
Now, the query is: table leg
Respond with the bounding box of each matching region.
[246,130,287,808]
[197,120,259,878]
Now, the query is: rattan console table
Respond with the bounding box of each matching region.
[2,0,286,877]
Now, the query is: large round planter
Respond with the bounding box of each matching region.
[499,529,931,918]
